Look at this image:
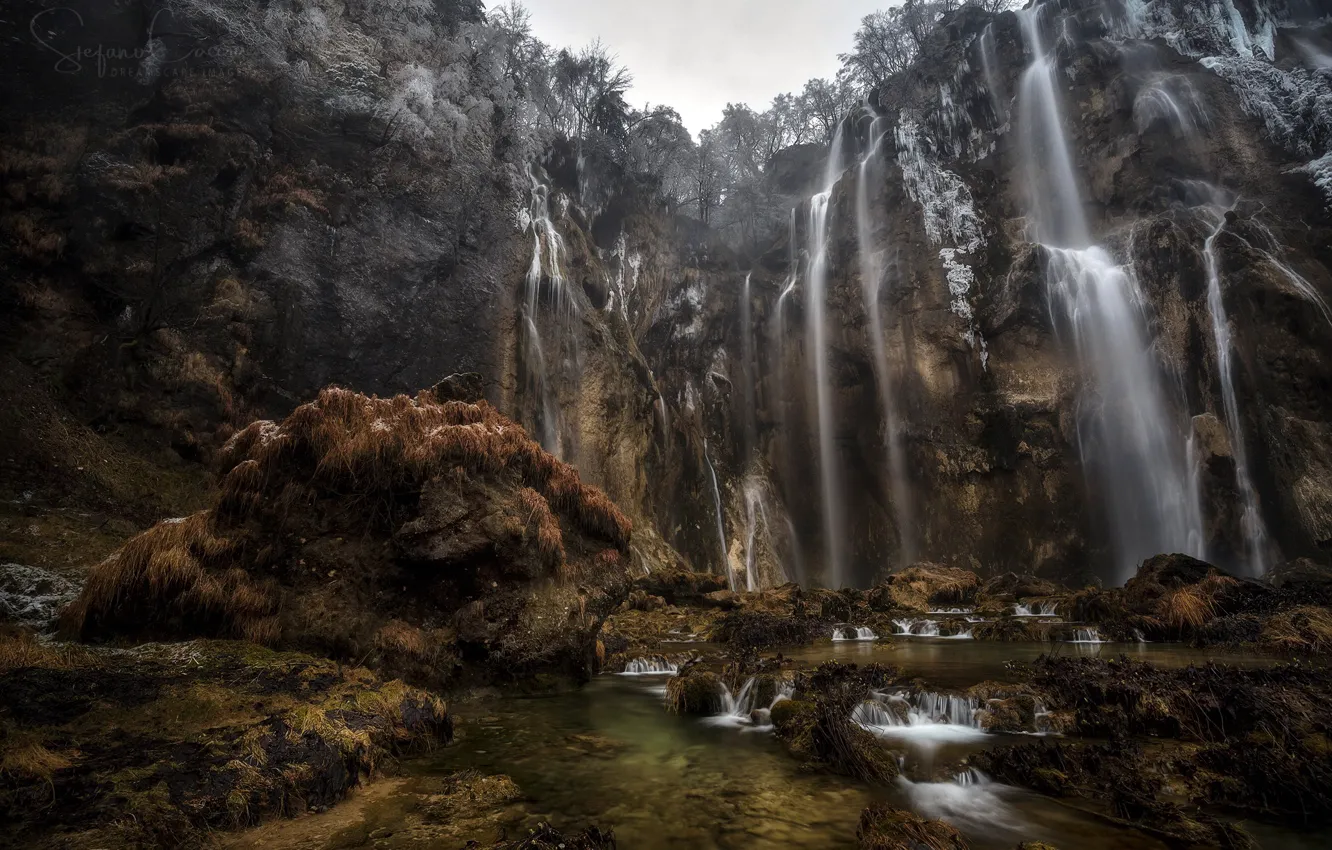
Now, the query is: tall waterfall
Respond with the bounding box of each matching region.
[807,124,848,589]
[1201,202,1269,575]
[520,166,574,457]
[740,272,757,461]
[855,113,917,565]
[1017,7,1204,580]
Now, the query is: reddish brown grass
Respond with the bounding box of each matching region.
[62,512,278,642]
[375,620,430,660]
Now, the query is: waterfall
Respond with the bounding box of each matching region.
[1202,207,1270,575]
[928,607,974,615]
[1017,8,1204,581]
[807,123,847,589]
[741,475,764,592]
[855,113,917,565]
[520,165,574,457]
[833,625,878,642]
[702,440,734,590]
[893,618,940,637]
[978,22,1005,120]
[620,657,679,676]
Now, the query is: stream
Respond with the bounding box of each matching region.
[412,640,1323,849]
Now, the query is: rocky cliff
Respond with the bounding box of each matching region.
[4,0,1332,592]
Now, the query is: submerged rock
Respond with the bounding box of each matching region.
[0,563,79,632]
[0,633,451,848]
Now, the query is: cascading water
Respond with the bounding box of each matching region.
[702,440,734,590]
[807,124,847,589]
[855,112,917,565]
[520,166,575,457]
[832,625,878,642]
[1012,601,1059,617]
[1017,7,1204,581]
[619,657,679,676]
[1202,203,1270,575]
[853,690,986,744]
[709,676,795,730]
[1067,627,1105,644]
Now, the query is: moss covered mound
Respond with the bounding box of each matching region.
[0,634,450,849]
[869,564,980,612]
[62,387,635,690]
[772,662,901,783]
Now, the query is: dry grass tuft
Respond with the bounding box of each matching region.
[1262,606,1332,653]
[215,387,631,554]
[517,487,566,573]
[1157,574,1236,632]
[0,742,73,781]
[887,563,979,609]
[376,620,430,661]
[63,512,277,642]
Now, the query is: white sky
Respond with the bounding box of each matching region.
[521,0,888,136]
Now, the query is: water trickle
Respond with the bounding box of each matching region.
[1012,601,1059,617]
[702,440,734,591]
[855,113,917,565]
[833,625,878,642]
[619,657,679,676]
[1067,627,1106,644]
[1202,204,1270,575]
[1133,75,1208,138]
[978,22,1005,121]
[1017,8,1204,581]
[807,123,848,589]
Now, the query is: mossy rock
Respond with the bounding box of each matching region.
[0,635,450,848]
[665,671,724,715]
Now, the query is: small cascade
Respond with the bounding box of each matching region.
[928,607,974,615]
[1012,601,1059,617]
[807,123,848,589]
[832,625,878,642]
[1067,627,1106,644]
[655,392,671,446]
[893,618,940,637]
[854,690,986,743]
[1202,205,1270,575]
[710,676,795,730]
[702,440,734,590]
[899,769,1025,833]
[619,657,679,676]
[855,111,916,565]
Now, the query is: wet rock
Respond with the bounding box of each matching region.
[1266,558,1332,593]
[0,634,451,848]
[871,565,981,612]
[773,662,901,783]
[635,569,729,607]
[710,610,828,649]
[0,563,79,632]
[433,372,486,403]
[665,670,725,715]
[702,589,742,610]
[857,802,968,850]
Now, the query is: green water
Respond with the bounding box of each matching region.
[422,640,1316,849]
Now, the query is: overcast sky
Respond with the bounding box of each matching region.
[521,0,888,136]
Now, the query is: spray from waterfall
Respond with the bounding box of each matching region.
[1017,6,1204,581]
[855,112,917,565]
[807,123,847,589]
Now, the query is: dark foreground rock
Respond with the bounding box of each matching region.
[771,662,901,783]
[857,802,968,849]
[978,656,1332,832]
[62,387,635,692]
[0,634,451,849]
